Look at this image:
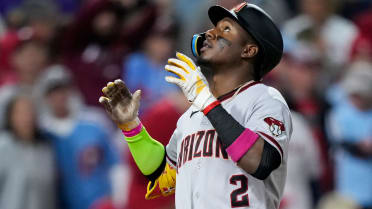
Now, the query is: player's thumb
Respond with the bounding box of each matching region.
[132,90,142,110]
[99,96,112,113]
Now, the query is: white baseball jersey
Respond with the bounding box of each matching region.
[166,82,292,209]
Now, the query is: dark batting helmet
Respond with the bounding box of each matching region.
[191,2,283,80]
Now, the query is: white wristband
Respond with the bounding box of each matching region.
[193,87,217,111]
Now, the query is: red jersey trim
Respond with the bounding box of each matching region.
[202,100,221,115]
[217,81,261,102]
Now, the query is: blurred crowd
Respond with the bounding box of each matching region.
[0,0,371,209]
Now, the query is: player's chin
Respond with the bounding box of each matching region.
[196,53,212,67]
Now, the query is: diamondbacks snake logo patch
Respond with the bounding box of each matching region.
[264,117,285,137]
[233,2,247,13]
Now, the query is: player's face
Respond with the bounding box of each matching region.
[198,17,250,68]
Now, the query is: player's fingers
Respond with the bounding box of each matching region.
[111,80,128,104]
[114,79,132,98]
[165,76,183,86]
[194,77,206,94]
[176,52,197,70]
[102,81,117,98]
[102,86,109,97]
[167,58,190,74]
[99,96,112,113]
[165,65,186,81]
[196,66,208,81]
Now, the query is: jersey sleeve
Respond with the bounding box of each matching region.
[244,97,292,162]
[165,128,180,169]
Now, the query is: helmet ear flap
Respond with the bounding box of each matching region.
[191,33,206,57]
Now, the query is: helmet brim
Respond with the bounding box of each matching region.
[208,5,239,26]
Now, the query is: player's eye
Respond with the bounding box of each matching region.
[223,26,231,32]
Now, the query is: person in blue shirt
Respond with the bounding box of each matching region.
[123,30,178,114]
[327,61,372,209]
[38,65,120,209]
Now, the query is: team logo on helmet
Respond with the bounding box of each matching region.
[264,117,285,137]
[233,2,247,13]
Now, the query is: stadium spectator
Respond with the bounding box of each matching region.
[282,0,358,83]
[122,27,178,114]
[0,9,28,74]
[281,112,322,209]
[248,0,292,26]
[0,90,57,209]
[276,43,333,192]
[171,0,213,54]
[38,66,120,209]
[350,8,372,63]
[11,40,49,85]
[0,38,50,87]
[60,0,157,106]
[326,61,372,209]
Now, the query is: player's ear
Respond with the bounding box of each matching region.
[241,44,259,59]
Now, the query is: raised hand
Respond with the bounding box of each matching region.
[165,52,217,111]
[99,79,141,130]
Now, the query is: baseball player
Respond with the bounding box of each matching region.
[99,2,292,209]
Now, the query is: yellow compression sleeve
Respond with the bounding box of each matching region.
[125,126,165,176]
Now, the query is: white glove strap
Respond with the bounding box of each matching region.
[193,87,217,111]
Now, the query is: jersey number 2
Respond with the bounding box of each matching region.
[230,175,249,207]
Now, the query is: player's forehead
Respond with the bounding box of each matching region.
[215,17,238,27]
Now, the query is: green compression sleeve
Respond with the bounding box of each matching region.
[125,126,165,176]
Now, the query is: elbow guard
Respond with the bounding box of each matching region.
[252,140,281,180]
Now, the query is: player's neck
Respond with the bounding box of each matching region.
[209,67,254,98]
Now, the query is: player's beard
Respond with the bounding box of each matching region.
[196,55,210,67]
[196,57,213,80]
[196,36,231,78]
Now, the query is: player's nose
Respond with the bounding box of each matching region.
[205,28,217,40]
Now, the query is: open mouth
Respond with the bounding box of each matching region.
[200,40,213,52]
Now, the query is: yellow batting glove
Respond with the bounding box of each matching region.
[165,52,217,111]
[145,163,176,200]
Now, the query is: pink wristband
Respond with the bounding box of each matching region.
[122,122,143,137]
[226,129,259,162]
